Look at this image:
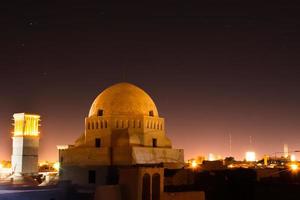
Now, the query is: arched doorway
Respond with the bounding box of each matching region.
[152,173,161,200]
[142,173,150,200]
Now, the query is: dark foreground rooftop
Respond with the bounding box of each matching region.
[166,168,300,200]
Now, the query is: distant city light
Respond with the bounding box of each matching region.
[0,163,3,169]
[228,164,234,168]
[190,160,198,169]
[284,144,289,158]
[263,155,269,166]
[53,162,60,171]
[291,154,296,162]
[245,151,256,162]
[208,153,215,161]
[39,161,47,166]
[290,163,298,172]
[208,153,221,161]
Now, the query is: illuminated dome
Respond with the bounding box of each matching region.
[89,82,159,117]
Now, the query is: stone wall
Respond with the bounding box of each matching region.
[59,147,111,166]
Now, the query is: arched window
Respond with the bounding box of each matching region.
[132,120,135,128]
[152,173,161,200]
[160,124,163,130]
[96,122,99,129]
[116,120,119,128]
[138,120,141,128]
[105,121,108,128]
[100,121,103,129]
[142,173,150,200]
[92,122,94,129]
[121,120,124,128]
[156,123,159,129]
[88,122,90,130]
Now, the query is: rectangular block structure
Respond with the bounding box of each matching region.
[11,136,39,174]
[11,113,40,175]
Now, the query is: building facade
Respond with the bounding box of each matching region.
[58,82,184,185]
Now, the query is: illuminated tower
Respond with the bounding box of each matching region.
[11,113,40,175]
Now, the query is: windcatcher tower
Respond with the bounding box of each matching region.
[11,113,40,175]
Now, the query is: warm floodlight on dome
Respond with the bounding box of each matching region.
[245,151,256,162]
[13,113,40,137]
[88,82,159,117]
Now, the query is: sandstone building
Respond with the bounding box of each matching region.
[58,82,184,186]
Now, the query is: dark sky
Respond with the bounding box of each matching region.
[1,1,300,161]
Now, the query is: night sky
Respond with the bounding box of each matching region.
[1,1,300,161]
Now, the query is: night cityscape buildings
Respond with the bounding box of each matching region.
[1,1,300,200]
[0,83,300,200]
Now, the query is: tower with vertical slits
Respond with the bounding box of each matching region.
[11,113,40,175]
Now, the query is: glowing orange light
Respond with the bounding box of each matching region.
[53,162,60,171]
[245,151,256,162]
[191,160,198,169]
[291,154,296,162]
[290,163,298,172]
[228,164,234,168]
[208,153,221,161]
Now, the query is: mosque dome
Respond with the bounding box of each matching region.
[88,82,159,117]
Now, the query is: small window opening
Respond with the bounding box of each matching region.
[149,110,154,116]
[97,109,104,116]
[152,138,157,147]
[95,138,101,148]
